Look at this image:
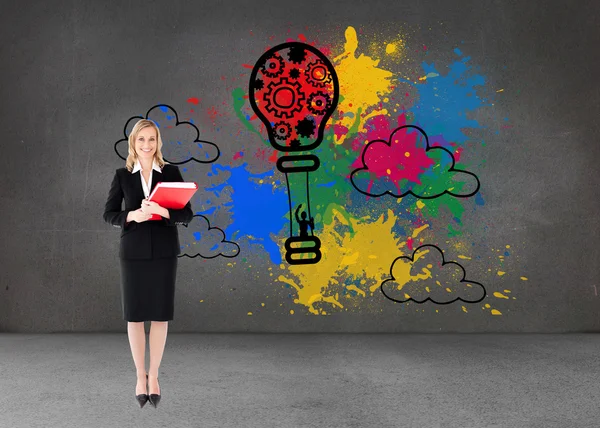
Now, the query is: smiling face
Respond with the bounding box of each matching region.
[134,126,157,161]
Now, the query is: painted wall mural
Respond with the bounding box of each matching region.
[248,41,340,265]
[114,25,525,317]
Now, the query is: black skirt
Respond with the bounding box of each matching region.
[120,257,178,322]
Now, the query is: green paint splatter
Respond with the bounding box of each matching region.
[232,87,267,144]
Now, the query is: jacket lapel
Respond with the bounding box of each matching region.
[129,171,146,201]
[150,169,163,196]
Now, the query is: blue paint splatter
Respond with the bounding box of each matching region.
[316,181,336,188]
[475,192,485,206]
[205,163,288,263]
[402,51,489,148]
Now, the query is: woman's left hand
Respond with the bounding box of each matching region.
[141,199,163,215]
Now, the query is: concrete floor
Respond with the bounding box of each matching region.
[1,333,599,428]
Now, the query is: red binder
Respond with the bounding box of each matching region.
[146,181,198,221]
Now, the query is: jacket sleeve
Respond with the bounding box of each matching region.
[163,166,194,227]
[103,169,134,229]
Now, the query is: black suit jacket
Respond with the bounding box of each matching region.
[103,163,194,259]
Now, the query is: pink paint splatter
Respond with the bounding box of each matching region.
[334,124,348,140]
[349,114,435,186]
[233,151,244,160]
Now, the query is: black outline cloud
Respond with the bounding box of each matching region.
[114,104,220,164]
[178,215,240,259]
[350,125,480,199]
[380,244,486,305]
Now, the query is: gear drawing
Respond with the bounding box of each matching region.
[273,122,292,140]
[287,45,307,64]
[263,77,305,119]
[254,78,265,91]
[307,91,331,116]
[289,68,300,79]
[305,60,333,88]
[261,54,285,78]
[296,117,316,138]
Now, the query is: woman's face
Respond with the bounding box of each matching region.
[134,127,157,161]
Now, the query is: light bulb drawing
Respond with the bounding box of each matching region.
[249,42,339,265]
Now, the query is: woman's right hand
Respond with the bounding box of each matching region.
[128,209,152,223]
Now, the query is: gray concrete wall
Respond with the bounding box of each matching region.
[1,0,598,332]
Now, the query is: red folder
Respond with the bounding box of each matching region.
[146,181,198,221]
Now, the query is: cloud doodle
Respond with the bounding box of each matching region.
[380,244,486,304]
[178,215,240,259]
[350,125,480,199]
[114,104,220,164]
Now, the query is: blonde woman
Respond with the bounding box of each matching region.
[103,119,193,408]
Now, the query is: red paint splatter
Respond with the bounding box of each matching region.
[298,34,307,42]
[454,147,462,162]
[233,151,244,160]
[407,237,414,251]
[187,97,200,105]
[242,64,254,69]
[268,150,278,163]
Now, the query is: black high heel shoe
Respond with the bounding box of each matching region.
[148,376,161,408]
[135,374,149,408]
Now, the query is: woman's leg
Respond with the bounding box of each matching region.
[127,321,147,394]
[148,321,168,394]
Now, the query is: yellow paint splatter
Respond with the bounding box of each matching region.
[457,255,471,260]
[247,312,253,316]
[416,200,425,209]
[278,204,418,314]
[385,43,396,54]
[493,292,509,299]
[333,26,394,144]
[462,306,468,313]
[497,271,506,276]
[346,285,366,297]
[290,309,294,315]
[412,224,429,238]
[491,309,502,315]
[485,304,491,308]
[521,277,528,281]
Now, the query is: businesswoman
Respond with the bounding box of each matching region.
[103,119,193,408]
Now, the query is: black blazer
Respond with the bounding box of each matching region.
[103,163,194,259]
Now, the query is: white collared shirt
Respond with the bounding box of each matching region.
[132,160,162,198]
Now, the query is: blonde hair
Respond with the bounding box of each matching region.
[125,119,167,172]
